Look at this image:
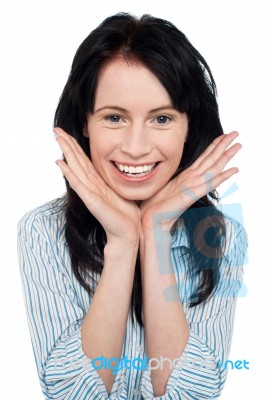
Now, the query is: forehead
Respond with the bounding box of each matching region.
[94,57,172,110]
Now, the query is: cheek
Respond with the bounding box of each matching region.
[168,142,185,164]
[89,138,107,160]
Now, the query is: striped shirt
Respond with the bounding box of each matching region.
[17,196,248,399]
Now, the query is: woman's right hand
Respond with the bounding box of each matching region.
[54,127,141,248]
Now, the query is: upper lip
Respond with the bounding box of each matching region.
[112,161,159,166]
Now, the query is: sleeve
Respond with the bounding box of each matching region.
[140,220,248,400]
[17,212,128,400]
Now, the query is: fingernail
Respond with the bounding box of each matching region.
[53,127,61,138]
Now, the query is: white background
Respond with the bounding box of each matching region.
[0,0,265,398]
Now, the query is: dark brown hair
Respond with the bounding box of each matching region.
[54,13,226,325]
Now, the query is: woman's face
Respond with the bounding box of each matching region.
[86,57,188,201]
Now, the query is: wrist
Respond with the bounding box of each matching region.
[104,239,139,263]
[141,224,172,245]
[141,210,180,240]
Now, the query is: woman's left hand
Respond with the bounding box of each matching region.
[140,131,241,235]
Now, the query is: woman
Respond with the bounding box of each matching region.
[17,13,247,399]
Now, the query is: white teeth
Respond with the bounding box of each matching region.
[114,162,156,174]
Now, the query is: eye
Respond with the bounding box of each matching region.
[105,115,122,123]
[155,115,172,124]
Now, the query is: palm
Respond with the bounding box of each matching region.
[140,132,241,233]
[55,128,141,245]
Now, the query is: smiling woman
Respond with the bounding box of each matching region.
[85,58,188,200]
[17,12,247,400]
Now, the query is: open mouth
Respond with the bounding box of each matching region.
[113,161,160,177]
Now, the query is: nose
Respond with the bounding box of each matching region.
[120,124,152,158]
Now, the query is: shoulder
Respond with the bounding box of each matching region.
[17,196,67,244]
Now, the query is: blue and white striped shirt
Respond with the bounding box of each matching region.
[17,197,248,399]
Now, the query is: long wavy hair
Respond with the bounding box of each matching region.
[54,13,226,326]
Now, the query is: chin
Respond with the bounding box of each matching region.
[116,189,157,202]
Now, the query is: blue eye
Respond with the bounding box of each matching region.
[107,115,121,123]
[156,115,171,124]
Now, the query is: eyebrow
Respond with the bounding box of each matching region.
[94,105,176,114]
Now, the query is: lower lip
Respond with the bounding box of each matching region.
[111,162,161,182]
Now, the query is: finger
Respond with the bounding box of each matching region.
[191,133,225,168]
[196,167,239,196]
[56,135,89,185]
[55,159,102,211]
[55,133,108,195]
[181,166,239,203]
[204,142,242,178]
[54,127,94,172]
[54,127,87,165]
[196,132,240,174]
[55,159,127,228]
[192,131,239,172]
[54,127,86,157]
[189,141,241,190]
